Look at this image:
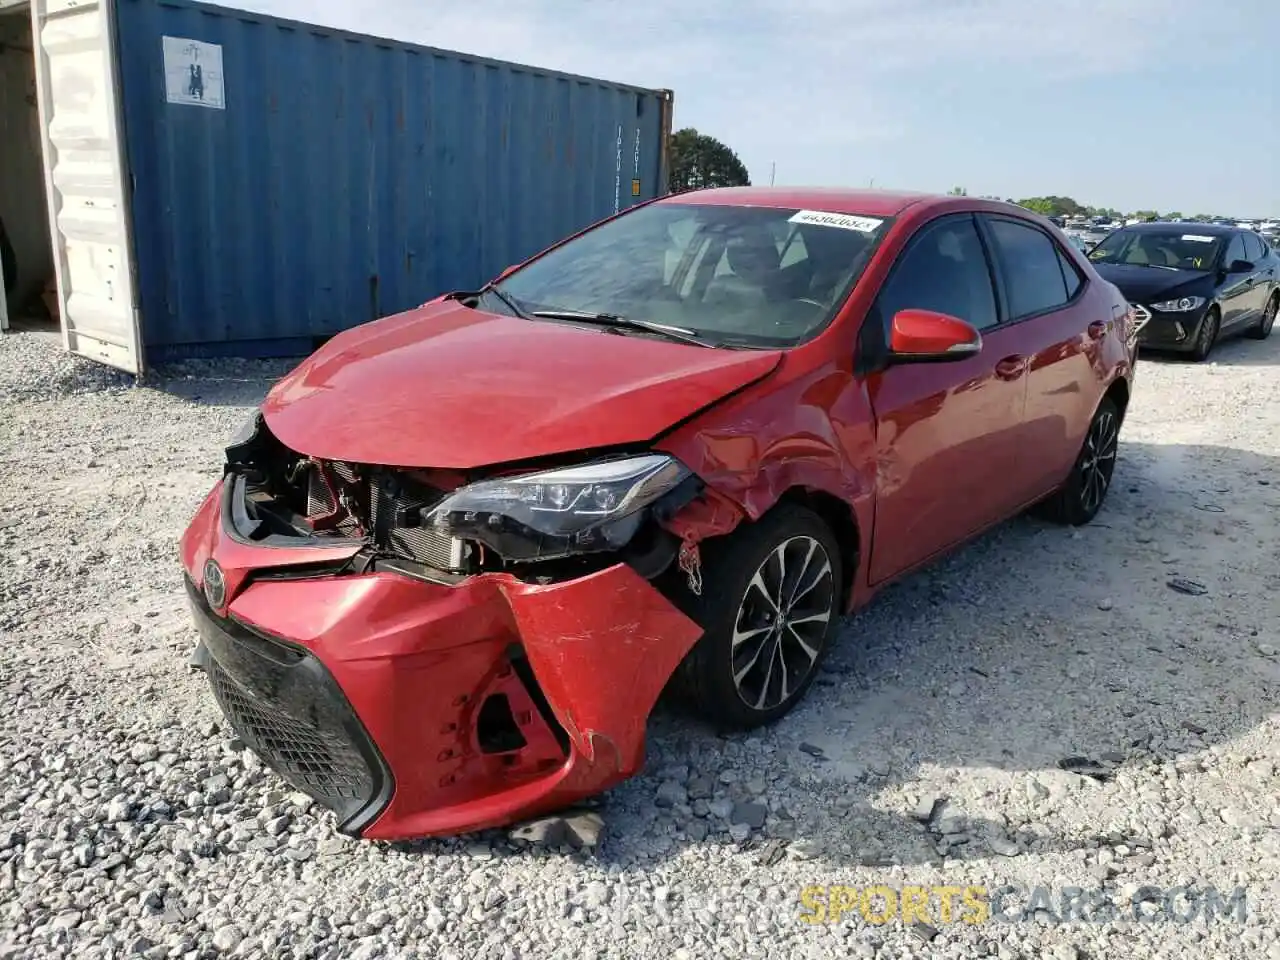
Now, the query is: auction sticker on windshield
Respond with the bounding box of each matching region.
[1181,235,1215,242]
[789,210,885,233]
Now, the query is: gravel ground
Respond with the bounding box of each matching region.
[1,327,1278,960]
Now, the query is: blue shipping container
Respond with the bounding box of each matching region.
[22,0,672,371]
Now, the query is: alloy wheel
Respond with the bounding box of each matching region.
[1264,298,1277,336]
[730,536,835,712]
[1079,409,1119,515]
[1195,312,1218,357]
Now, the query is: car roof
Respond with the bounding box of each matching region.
[660,186,939,217]
[1118,222,1238,236]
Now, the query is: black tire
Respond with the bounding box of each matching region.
[1189,307,1220,361]
[1035,396,1121,526]
[1246,292,1277,341]
[672,504,843,730]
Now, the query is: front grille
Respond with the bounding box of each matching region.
[304,460,465,568]
[209,662,374,804]
[187,578,392,833]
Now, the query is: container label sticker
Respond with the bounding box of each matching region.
[163,37,225,110]
[789,210,884,232]
[632,179,641,196]
[613,125,624,214]
[1181,234,1214,242]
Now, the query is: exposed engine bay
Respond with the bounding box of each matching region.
[220,415,702,585]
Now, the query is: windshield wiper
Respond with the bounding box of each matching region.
[529,309,713,348]
[479,283,530,319]
[1127,262,1180,271]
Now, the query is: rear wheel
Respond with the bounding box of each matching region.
[1246,293,1277,340]
[673,504,843,730]
[1035,396,1121,526]
[1189,307,1220,361]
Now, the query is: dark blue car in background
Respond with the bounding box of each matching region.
[1087,223,1279,361]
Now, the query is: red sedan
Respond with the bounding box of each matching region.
[181,188,1138,840]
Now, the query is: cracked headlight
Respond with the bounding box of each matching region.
[1150,296,1206,313]
[425,454,694,562]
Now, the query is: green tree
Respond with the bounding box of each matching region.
[1018,197,1057,216]
[1131,210,1159,222]
[948,186,968,196]
[667,128,750,193]
[1166,211,1183,220]
[1018,196,1085,218]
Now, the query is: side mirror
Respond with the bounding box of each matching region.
[888,308,982,363]
[1227,259,1255,274]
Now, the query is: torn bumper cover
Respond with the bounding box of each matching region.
[180,483,703,840]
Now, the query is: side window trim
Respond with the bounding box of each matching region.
[979,213,1090,325]
[1056,245,1087,302]
[972,214,1011,326]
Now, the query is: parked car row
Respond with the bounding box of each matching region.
[186,187,1275,843]
[1083,222,1278,359]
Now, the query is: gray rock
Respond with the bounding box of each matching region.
[564,811,605,849]
[686,776,714,800]
[913,794,944,822]
[583,882,610,908]
[731,802,768,830]
[510,817,569,847]
[788,839,823,860]
[655,781,687,808]
[708,798,735,820]
[105,796,134,823]
[936,814,967,836]
[211,924,243,952]
[265,814,291,837]
[989,836,1021,857]
[129,743,159,763]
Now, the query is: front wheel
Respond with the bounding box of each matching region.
[1189,307,1220,361]
[1246,293,1277,340]
[1035,396,1121,526]
[673,504,844,730]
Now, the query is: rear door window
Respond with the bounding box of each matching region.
[1057,247,1084,300]
[985,218,1070,319]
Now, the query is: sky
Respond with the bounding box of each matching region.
[237,0,1279,218]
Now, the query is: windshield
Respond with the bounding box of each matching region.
[486,202,894,348]
[1088,229,1225,270]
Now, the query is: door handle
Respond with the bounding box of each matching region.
[994,356,1025,380]
[1087,320,1107,340]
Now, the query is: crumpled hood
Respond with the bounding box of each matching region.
[263,300,783,469]
[1092,263,1213,303]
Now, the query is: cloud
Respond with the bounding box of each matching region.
[229,0,1271,192]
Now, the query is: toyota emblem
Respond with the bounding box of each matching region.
[202,559,226,609]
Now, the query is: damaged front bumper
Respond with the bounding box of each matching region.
[180,481,703,840]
